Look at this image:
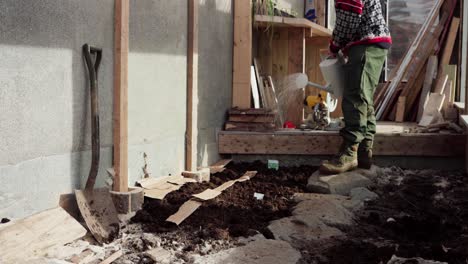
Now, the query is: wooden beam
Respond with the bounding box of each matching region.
[232,0,252,108]
[113,0,129,192]
[440,17,460,65]
[417,56,438,122]
[218,130,465,157]
[186,0,198,171]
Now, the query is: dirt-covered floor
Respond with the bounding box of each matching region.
[36,162,468,264]
[315,168,468,264]
[109,162,468,264]
[131,162,312,255]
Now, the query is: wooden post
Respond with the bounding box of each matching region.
[113,0,129,192]
[186,0,198,171]
[232,0,252,108]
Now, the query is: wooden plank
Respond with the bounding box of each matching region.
[186,0,199,171]
[166,200,202,225]
[403,68,426,120]
[376,0,445,119]
[229,114,275,123]
[250,66,261,108]
[218,131,465,157]
[272,28,289,87]
[254,15,332,37]
[417,56,438,122]
[233,0,252,108]
[253,58,267,108]
[395,96,406,122]
[113,0,129,192]
[228,108,273,115]
[443,80,453,110]
[0,207,87,263]
[225,121,275,132]
[315,0,327,27]
[286,28,305,126]
[100,250,123,264]
[440,17,460,65]
[434,75,449,94]
[256,29,273,76]
[442,65,458,102]
[419,93,446,127]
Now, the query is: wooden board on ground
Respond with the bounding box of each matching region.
[100,250,123,264]
[193,189,222,201]
[0,207,87,263]
[144,184,181,200]
[209,159,232,174]
[166,200,203,225]
[166,171,258,225]
[138,176,172,189]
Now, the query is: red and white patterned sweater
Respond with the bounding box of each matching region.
[330,0,392,54]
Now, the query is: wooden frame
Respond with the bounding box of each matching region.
[218,130,465,157]
[113,0,129,192]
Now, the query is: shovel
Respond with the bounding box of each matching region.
[75,44,119,244]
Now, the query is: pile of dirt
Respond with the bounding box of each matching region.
[131,161,313,254]
[313,167,468,264]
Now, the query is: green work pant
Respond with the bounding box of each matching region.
[340,45,388,146]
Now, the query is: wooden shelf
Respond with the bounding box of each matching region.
[254,15,332,37]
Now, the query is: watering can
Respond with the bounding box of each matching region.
[289,56,345,113]
[294,56,346,98]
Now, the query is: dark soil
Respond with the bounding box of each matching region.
[314,168,468,264]
[132,161,313,253]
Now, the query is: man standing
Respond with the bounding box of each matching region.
[320,0,392,174]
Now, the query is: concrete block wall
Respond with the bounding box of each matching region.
[0,0,115,219]
[127,0,188,184]
[0,0,234,219]
[197,0,233,167]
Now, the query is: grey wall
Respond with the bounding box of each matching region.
[0,0,115,218]
[127,0,188,184]
[0,0,234,219]
[197,0,233,167]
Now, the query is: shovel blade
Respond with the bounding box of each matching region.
[75,188,119,244]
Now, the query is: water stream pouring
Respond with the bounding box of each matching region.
[294,57,346,111]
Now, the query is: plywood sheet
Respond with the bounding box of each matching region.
[0,207,87,263]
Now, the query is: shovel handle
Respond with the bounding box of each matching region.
[83,44,101,191]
